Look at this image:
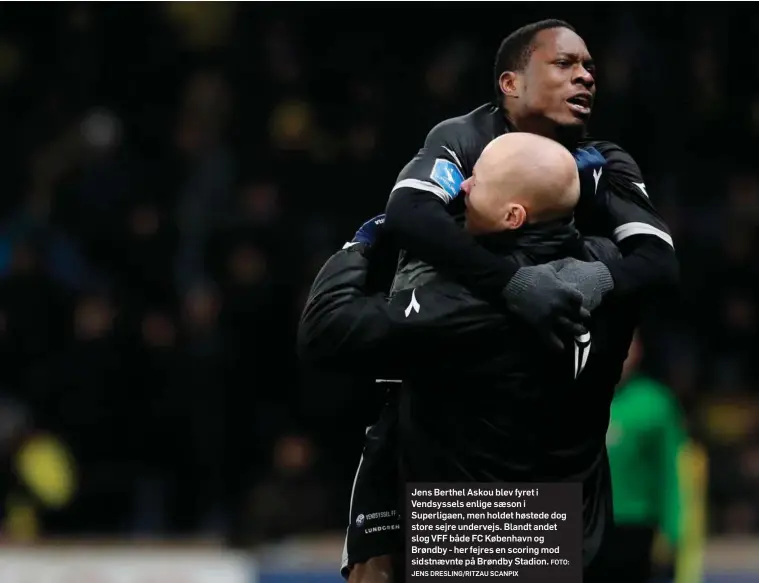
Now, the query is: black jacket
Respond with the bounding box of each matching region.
[298,223,638,565]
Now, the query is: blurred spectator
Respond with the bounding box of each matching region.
[243,433,338,546]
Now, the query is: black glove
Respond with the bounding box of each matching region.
[549,258,614,312]
[504,264,590,351]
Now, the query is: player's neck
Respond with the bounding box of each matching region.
[504,110,583,149]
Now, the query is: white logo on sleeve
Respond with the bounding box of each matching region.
[429,159,464,200]
[633,182,648,198]
[404,289,420,318]
[574,332,591,379]
[593,168,602,194]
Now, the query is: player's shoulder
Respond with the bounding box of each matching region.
[580,138,639,169]
[427,103,501,145]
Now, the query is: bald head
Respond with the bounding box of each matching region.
[462,132,580,235]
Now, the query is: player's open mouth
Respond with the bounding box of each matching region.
[566,93,592,116]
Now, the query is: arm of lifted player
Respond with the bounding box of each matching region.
[582,142,680,295]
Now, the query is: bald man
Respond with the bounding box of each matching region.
[299,133,640,575]
[463,132,581,233]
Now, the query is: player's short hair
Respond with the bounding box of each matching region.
[493,19,576,100]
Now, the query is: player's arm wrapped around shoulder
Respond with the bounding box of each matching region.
[298,216,508,372]
[298,242,395,374]
[384,119,520,301]
[297,248,506,373]
[590,143,679,296]
[552,144,679,311]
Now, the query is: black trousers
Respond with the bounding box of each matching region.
[585,524,655,583]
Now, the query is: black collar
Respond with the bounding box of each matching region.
[477,217,582,260]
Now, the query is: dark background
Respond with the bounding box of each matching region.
[0,2,757,544]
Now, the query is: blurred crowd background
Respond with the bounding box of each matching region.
[0,2,758,549]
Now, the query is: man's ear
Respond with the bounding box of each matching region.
[499,71,520,99]
[502,203,526,230]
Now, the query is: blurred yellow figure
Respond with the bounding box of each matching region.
[595,332,706,583]
[3,429,76,542]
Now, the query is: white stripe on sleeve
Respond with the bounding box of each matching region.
[612,222,674,248]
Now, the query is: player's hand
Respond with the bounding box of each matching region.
[573,146,606,173]
[503,264,590,351]
[351,214,386,247]
[549,258,615,312]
